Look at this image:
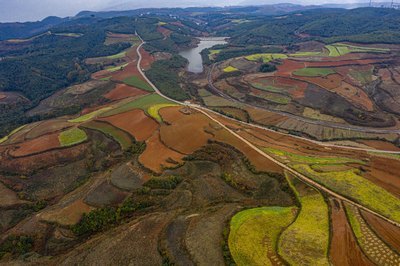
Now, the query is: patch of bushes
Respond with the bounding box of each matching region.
[146,55,190,101]
[260,63,277,73]
[0,235,34,259]
[72,198,152,236]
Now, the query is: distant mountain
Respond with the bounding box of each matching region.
[0,16,66,41]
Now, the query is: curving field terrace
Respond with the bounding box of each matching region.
[82,120,133,151]
[229,206,297,266]
[278,175,330,266]
[345,204,400,265]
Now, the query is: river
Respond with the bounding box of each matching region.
[179,37,227,73]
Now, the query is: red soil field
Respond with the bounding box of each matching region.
[276,60,305,76]
[357,140,400,152]
[159,107,212,154]
[110,63,143,82]
[329,199,374,266]
[362,210,400,252]
[99,109,158,141]
[294,74,343,90]
[140,48,155,70]
[139,131,184,173]
[104,84,148,101]
[364,156,400,198]
[9,133,61,157]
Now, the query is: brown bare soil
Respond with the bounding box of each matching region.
[245,106,289,126]
[85,181,129,207]
[0,142,88,175]
[59,212,175,265]
[99,109,159,141]
[104,84,148,101]
[159,107,212,154]
[185,205,239,265]
[329,199,374,266]
[139,131,184,174]
[9,133,61,157]
[0,93,6,100]
[362,210,400,252]
[358,140,400,151]
[0,182,27,207]
[39,199,94,226]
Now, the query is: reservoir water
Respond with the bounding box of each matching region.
[179,37,227,73]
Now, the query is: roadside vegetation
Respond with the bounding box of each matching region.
[146,55,190,101]
[123,76,154,92]
[147,104,178,122]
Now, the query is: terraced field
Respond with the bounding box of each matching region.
[82,121,133,150]
[345,204,400,265]
[229,206,297,266]
[278,175,330,265]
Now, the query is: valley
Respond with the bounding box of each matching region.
[0,5,400,265]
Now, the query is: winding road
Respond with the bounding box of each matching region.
[136,37,400,227]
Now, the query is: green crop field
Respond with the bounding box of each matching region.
[69,107,112,123]
[229,206,297,266]
[123,76,154,92]
[279,176,330,266]
[251,83,282,93]
[59,128,88,147]
[82,121,132,150]
[289,51,322,57]
[223,66,239,73]
[147,104,178,122]
[326,45,341,56]
[253,91,291,105]
[293,67,336,77]
[245,53,287,63]
[106,51,127,59]
[101,94,173,117]
[295,165,400,223]
[0,125,26,144]
[263,147,362,165]
[325,43,389,57]
[106,63,129,73]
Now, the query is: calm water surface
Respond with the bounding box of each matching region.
[179,37,227,73]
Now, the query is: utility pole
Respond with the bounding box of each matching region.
[369,0,372,7]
